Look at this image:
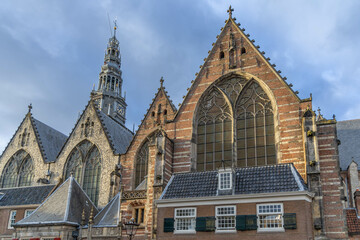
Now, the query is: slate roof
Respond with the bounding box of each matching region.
[15,177,97,227]
[0,185,55,206]
[96,110,133,154]
[93,193,120,227]
[346,208,360,235]
[337,119,360,170]
[161,164,307,199]
[31,117,67,163]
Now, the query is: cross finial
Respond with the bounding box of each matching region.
[28,103,32,113]
[227,5,234,18]
[160,76,164,87]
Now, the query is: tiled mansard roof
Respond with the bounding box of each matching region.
[31,117,67,163]
[0,185,55,206]
[15,177,97,227]
[92,193,121,227]
[160,163,307,199]
[96,110,133,154]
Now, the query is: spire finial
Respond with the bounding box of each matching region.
[227,5,234,18]
[81,208,86,226]
[89,207,94,225]
[28,103,32,113]
[317,107,324,121]
[160,76,164,87]
[113,18,117,37]
[317,107,321,116]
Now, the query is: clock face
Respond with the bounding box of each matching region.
[117,106,125,116]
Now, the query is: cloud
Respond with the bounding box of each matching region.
[0,0,359,153]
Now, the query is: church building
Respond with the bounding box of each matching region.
[0,6,359,240]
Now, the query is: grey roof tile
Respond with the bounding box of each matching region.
[0,185,55,206]
[93,193,120,227]
[15,177,97,227]
[161,164,307,199]
[337,119,360,170]
[96,110,133,154]
[31,117,67,163]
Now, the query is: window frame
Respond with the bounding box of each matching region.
[256,203,284,232]
[8,210,16,229]
[215,205,236,233]
[174,207,196,234]
[218,171,232,190]
[24,209,35,218]
[132,206,145,225]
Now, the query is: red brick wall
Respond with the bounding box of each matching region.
[157,200,313,240]
[317,121,348,238]
[167,19,310,177]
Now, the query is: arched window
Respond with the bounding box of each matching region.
[135,142,149,189]
[64,140,101,205]
[196,87,232,171]
[195,75,276,171]
[18,156,34,186]
[1,150,34,188]
[236,82,275,167]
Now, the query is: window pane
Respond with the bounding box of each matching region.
[236,82,275,167]
[135,142,149,188]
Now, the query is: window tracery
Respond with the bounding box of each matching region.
[1,150,34,188]
[135,142,149,189]
[64,140,101,205]
[196,76,276,171]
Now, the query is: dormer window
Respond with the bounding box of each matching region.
[218,171,232,190]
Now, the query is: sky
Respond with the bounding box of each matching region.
[0,0,359,152]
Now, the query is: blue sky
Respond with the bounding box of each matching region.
[0,0,359,152]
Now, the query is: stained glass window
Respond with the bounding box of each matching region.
[18,156,34,187]
[64,140,102,205]
[196,87,232,171]
[1,150,34,188]
[135,142,149,189]
[196,76,276,171]
[236,82,275,167]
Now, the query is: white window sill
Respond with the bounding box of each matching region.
[257,228,285,233]
[174,230,196,234]
[215,229,236,234]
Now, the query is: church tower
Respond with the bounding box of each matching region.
[92,22,127,125]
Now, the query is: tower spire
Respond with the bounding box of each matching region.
[91,21,127,125]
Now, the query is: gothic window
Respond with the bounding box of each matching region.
[236,82,275,167]
[196,87,232,171]
[18,156,34,187]
[135,142,149,189]
[83,148,101,205]
[64,140,102,205]
[195,76,276,171]
[1,150,34,188]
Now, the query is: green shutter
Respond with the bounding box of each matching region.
[245,215,258,230]
[236,215,257,231]
[205,217,216,231]
[284,213,297,229]
[236,215,246,231]
[196,217,216,232]
[163,218,174,232]
[196,217,207,231]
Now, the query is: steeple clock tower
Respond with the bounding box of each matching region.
[92,21,127,125]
